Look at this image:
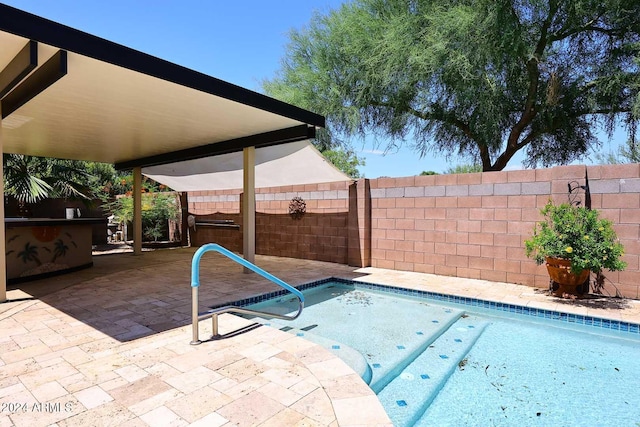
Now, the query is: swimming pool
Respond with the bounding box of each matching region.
[229,279,640,427]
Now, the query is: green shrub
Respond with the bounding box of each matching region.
[103,192,180,242]
[524,202,626,274]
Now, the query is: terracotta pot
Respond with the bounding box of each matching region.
[545,257,590,296]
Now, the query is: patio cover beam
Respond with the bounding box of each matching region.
[1,49,67,119]
[114,124,316,170]
[0,40,37,99]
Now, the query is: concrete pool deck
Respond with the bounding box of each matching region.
[2,248,639,426]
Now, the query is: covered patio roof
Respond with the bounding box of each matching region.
[0,4,324,166]
[0,4,326,301]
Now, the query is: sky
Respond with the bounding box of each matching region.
[3,1,627,177]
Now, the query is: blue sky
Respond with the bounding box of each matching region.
[4,1,626,177]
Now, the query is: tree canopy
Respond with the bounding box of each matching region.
[264,0,640,171]
[595,138,640,164]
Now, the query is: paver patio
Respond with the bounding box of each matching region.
[2,247,639,426]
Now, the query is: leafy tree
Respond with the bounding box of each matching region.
[321,148,365,178]
[420,171,439,175]
[109,172,172,197]
[84,162,119,201]
[444,164,483,174]
[262,53,365,176]
[265,0,640,171]
[594,139,640,164]
[103,192,180,242]
[3,154,172,203]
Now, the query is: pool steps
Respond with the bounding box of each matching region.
[238,282,492,426]
[257,304,469,397]
[367,307,465,393]
[379,315,489,427]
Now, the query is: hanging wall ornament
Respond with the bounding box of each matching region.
[288,196,306,220]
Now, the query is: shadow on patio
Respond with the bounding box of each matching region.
[4,247,366,343]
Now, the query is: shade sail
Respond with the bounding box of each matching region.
[142,141,351,191]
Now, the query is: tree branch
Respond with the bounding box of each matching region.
[551,23,625,42]
[369,99,493,168]
[490,125,554,171]
[503,1,558,166]
[370,100,479,142]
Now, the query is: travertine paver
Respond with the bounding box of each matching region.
[139,405,187,427]
[289,388,336,426]
[1,248,639,426]
[30,381,68,402]
[333,395,392,425]
[215,390,285,425]
[165,386,231,422]
[73,385,113,409]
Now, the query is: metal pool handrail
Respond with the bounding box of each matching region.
[190,243,305,345]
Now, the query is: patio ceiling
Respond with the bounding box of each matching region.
[0,4,324,168]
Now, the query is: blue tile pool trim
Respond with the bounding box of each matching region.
[212,277,640,336]
[208,278,333,310]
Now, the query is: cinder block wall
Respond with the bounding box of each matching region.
[369,164,640,298]
[187,163,640,299]
[188,182,352,264]
[586,164,640,297]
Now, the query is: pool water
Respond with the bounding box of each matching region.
[240,282,640,427]
[419,319,640,426]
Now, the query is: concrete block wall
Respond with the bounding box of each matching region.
[188,182,353,264]
[187,163,640,299]
[370,164,640,298]
[585,164,640,298]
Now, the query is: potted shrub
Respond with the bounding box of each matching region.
[524,201,626,297]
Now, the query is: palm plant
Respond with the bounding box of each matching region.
[3,154,93,214]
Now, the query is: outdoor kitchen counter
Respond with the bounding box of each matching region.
[6,217,105,283]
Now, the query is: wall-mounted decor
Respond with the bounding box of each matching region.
[288,196,306,220]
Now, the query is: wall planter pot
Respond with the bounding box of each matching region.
[545,257,590,297]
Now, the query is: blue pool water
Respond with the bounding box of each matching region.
[237,280,640,426]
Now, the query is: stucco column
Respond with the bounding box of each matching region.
[133,166,142,255]
[242,147,256,268]
[0,104,6,302]
[348,179,371,267]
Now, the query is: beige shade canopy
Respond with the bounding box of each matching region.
[142,140,351,191]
